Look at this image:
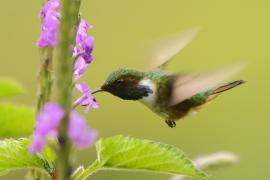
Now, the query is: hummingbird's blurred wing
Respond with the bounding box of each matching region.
[146,28,200,70]
[170,64,245,106]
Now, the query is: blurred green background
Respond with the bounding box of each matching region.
[0,0,269,179]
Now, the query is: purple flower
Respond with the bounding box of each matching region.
[36,0,61,48]
[73,20,94,80]
[74,82,99,112]
[29,102,97,153]
[72,20,97,110]
[68,112,97,149]
[29,102,64,153]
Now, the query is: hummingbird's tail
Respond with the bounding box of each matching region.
[190,80,245,112]
[212,80,246,95]
[202,80,246,103]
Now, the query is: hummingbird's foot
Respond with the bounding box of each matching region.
[165,119,176,128]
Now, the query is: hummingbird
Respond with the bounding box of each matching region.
[92,28,246,128]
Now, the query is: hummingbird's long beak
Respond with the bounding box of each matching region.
[92,87,104,94]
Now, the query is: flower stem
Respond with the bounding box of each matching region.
[73,160,100,180]
[33,41,54,180]
[28,169,43,180]
[55,0,81,179]
[37,48,53,111]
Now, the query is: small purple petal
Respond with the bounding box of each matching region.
[76,82,90,93]
[75,82,99,112]
[68,112,97,149]
[81,36,94,63]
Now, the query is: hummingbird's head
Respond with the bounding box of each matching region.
[98,68,153,100]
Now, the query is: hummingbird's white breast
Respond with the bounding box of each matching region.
[139,79,157,106]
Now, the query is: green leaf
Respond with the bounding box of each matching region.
[0,138,54,176]
[97,135,206,177]
[0,103,35,137]
[75,135,206,179]
[0,78,25,98]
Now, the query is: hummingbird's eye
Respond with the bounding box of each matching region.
[115,79,124,84]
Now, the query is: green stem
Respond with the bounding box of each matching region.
[74,161,100,180]
[37,48,53,112]
[33,43,54,180]
[29,169,44,180]
[55,0,81,179]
